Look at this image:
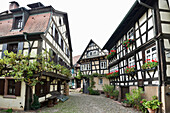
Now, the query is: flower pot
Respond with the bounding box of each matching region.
[147,108,156,113]
[110,96,114,99]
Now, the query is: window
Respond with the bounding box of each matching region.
[8,43,18,53]
[61,38,64,51]
[128,56,135,67]
[54,28,59,44]
[0,79,21,97]
[100,61,107,69]
[145,46,157,61]
[127,28,134,39]
[87,50,99,57]
[99,78,103,85]
[80,64,91,71]
[8,80,15,95]
[110,65,118,72]
[14,16,23,29]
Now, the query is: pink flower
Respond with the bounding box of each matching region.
[140,101,143,104]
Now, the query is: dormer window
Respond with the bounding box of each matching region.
[14,16,23,29]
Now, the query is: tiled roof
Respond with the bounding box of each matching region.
[73,55,81,67]
[0,12,51,37]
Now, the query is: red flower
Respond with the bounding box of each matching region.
[127,70,128,72]
[129,39,131,40]
[127,42,129,43]
[140,101,143,104]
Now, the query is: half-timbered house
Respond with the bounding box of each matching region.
[78,39,109,94]
[70,55,83,89]
[0,1,72,110]
[103,0,170,112]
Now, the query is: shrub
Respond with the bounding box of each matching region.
[87,87,100,95]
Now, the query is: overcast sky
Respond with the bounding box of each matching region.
[0,0,136,56]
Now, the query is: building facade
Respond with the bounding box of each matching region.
[78,39,109,94]
[103,0,170,112]
[0,2,72,110]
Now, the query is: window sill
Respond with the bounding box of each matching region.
[3,95,16,99]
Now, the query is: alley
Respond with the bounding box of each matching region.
[38,92,141,113]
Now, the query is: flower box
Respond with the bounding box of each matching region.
[123,39,135,49]
[106,70,119,79]
[124,66,136,77]
[142,59,158,71]
[107,50,116,60]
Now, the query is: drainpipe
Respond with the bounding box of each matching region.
[138,1,162,113]
[23,32,31,54]
[23,32,31,110]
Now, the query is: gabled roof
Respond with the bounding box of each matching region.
[102,0,154,50]
[0,13,51,37]
[77,39,107,63]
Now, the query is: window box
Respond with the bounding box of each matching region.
[124,66,136,77]
[123,39,135,49]
[107,50,116,60]
[106,70,119,79]
[141,59,158,71]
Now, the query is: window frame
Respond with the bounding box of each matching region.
[99,78,103,85]
[100,61,107,69]
[145,45,157,61]
[12,14,23,30]
[127,28,134,39]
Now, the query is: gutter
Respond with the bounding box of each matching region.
[138,1,162,113]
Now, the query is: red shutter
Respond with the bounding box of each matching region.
[0,79,5,95]
[15,81,21,96]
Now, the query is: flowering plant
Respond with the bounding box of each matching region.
[142,59,158,70]
[106,70,119,79]
[141,96,161,111]
[123,39,135,49]
[107,50,116,59]
[124,65,135,74]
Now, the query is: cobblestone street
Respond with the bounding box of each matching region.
[37,92,141,113]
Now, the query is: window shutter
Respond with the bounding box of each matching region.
[15,81,21,96]
[17,42,24,53]
[0,79,5,95]
[35,83,41,96]
[1,43,7,58]
[46,81,50,93]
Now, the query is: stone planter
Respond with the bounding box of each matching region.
[147,108,156,113]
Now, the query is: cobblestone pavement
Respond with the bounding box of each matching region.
[3,92,142,113]
[38,92,141,113]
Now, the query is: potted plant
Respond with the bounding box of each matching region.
[141,96,161,113]
[113,90,119,101]
[142,59,158,70]
[123,39,135,49]
[109,91,115,99]
[121,98,131,107]
[107,50,116,59]
[102,84,109,98]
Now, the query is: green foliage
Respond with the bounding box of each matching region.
[106,71,119,79]
[87,87,100,95]
[80,88,83,92]
[124,66,135,74]
[142,96,161,110]
[75,70,82,79]
[2,108,13,113]
[125,88,144,106]
[123,39,135,49]
[0,50,71,87]
[102,84,114,94]
[142,59,158,70]
[113,90,119,97]
[107,50,116,59]
[31,94,41,110]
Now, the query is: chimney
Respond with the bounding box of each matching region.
[9,1,19,10]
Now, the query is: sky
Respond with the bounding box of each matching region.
[0,0,136,56]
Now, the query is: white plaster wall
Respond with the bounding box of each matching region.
[0,81,26,110]
[159,0,169,10]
